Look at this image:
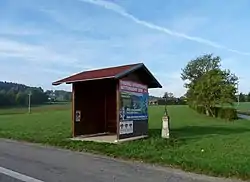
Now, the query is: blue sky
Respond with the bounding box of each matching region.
[1,0,250,97]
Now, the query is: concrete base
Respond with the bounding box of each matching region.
[71,133,117,144]
[70,133,148,144]
[117,135,148,143]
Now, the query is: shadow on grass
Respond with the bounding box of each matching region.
[0,112,26,116]
[172,126,250,141]
[0,104,71,116]
[149,126,250,140]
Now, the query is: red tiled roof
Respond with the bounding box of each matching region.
[52,63,142,85]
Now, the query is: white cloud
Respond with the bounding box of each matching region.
[0,62,72,91]
[78,0,250,56]
[0,37,98,89]
[2,0,248,95]
[0,38,85,68]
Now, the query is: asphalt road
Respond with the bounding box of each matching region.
[0,139,242,182]
[0,174,21,182]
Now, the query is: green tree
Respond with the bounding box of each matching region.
[28,88,48,105]
[6,89,16,106]
[179,96,187,105]
[64,93,72,101]
[181,54,238,116]
[16,91,27,106]
[0,81,71,107]
[0,90,8,106]
[163,92,175,105]
[247,92,250,102]
[239,92,246,102]
[181,54,221,87]
[193,69,237,116]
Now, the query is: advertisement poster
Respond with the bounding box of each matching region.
[75,110,81,122]
[119,121,133,135]
[119,80,149,135]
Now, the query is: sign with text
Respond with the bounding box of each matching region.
[119,80,149,138]
[119,80,148,121]
[120,80,148,93]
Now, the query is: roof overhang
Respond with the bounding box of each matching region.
[52,63,162,89]
[115,63,162,89]
[52,76,115,86]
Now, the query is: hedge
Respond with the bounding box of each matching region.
[192,105,238,121]
[237,110,250,116]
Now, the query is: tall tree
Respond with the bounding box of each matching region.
[181,54,221,87]
[181,54,238,115]
[163,92,174,99]
[163,92,176,105]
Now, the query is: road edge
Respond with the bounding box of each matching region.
[0,138,244,182]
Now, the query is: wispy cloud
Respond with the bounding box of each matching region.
[79,0,250,56]
[0,63,72,91]
[0,38,86,68]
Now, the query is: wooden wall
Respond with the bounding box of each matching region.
[71,69,149,139]
[73,79,117,136]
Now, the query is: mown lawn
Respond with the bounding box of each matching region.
[0,102,71,115]
[234,102,250,112]
[1,104,250,180]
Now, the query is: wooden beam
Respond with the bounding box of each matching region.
[104,90,107,132]
[116,80,120,141]
[72,84,75,137]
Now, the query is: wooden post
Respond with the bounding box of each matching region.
[104,91,107,133]
[72,84,75,137]
[116,81,120,141]
[28,92,31,114]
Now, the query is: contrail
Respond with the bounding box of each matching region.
[78,0,250,56]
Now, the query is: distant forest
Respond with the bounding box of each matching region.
[1,81,247,108]
[238,92,250,102]
[149,92,187,105]
[0,81,71,107]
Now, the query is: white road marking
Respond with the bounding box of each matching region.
[0,166,44,182]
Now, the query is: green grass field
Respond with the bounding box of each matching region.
[1,103,250,180]
[234,102,250,111]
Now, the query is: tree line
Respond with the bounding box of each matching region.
[0,81,71,107]
[238,92,250,102]
[149,92,187,105]
[162,92,186,105]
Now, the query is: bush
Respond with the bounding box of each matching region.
[190,104,238,121]
[196,106,206,114]
[238,110,250,116]
[220,107,238,120]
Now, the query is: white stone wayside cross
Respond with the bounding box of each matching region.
[161,115,169,138]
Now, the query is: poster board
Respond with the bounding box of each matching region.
[119,80,149,139]
[75,110,81,122]
[119,121,133,135]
